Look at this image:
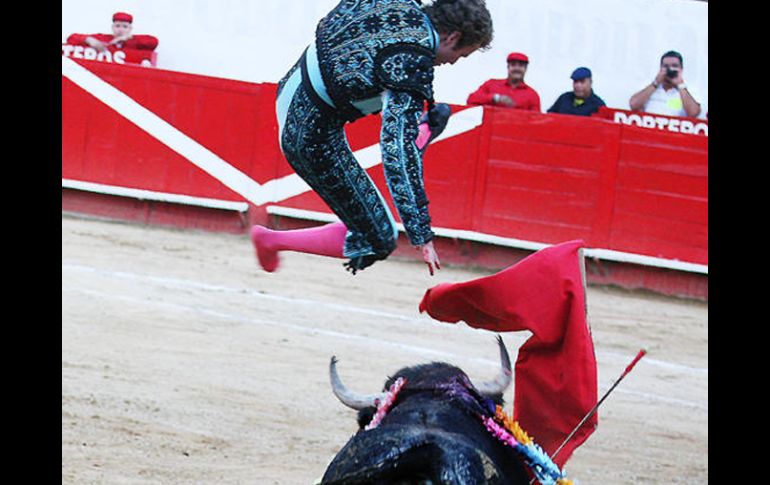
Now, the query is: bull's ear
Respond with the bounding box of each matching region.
[355,407,376,430]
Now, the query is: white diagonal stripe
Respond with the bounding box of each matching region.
[259,106,484,203]
[62,58,485,206]
[62,57,270,205]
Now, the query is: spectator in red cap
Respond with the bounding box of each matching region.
[466,52,541,111]
[66,12,159,66]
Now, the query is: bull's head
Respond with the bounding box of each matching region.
[322,336,530,484]
[330,334,512,409]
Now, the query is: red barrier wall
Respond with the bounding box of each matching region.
[62,58,708,296]
[611,124,708,264]
[473,110,622,247]
[62,61,286,201]
[62,43,159,67]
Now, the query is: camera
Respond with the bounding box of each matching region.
[666,67,678,78]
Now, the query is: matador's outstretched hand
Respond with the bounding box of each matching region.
[420,240,441,276]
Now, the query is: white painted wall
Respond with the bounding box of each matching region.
[63,0,707,115]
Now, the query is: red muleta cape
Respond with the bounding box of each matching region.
[419,240,598,467]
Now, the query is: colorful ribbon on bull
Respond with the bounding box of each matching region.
[364,377,407,431]
[483,405,574,485]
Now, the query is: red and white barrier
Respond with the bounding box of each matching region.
[594,107,708,137]
[61,57,708,298]
[62,43,158,67]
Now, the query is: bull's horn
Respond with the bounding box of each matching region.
[329,356,386,410]
[475,335,513,397]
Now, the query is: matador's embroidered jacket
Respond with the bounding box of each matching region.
[277,0,439,270]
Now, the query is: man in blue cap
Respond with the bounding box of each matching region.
[547,67,606,117]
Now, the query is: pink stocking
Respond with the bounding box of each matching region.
[250,222,347,272]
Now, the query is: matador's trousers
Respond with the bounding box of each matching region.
[275,62,400,272]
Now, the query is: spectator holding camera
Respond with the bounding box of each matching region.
[629,50,701,118]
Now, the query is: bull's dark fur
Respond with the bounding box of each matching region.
[322,362,530,484]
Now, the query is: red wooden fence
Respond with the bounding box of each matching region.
[62,57,708,296]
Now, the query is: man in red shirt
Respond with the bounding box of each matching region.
[66,12,159,66]
[466,52,541,111]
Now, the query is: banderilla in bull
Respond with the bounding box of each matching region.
[529,348,648,484]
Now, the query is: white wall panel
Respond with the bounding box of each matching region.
[63,0,707,114]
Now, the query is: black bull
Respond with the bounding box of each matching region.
[321,336,532,484]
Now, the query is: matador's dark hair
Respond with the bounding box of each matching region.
[421,0,494,50]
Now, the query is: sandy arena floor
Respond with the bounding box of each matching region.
[62,214,708,484]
